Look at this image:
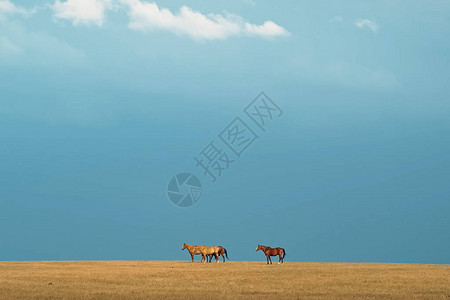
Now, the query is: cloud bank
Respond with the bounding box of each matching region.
[0,0,31,17]
[0,1,86,65]
[52,0,113,26]
[50,0,289,40]
[355,18,378,33]
[127,0,289,40]
[329,15,343,23]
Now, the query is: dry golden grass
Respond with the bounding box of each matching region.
[0,260,448,299]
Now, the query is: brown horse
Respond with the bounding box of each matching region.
[196,246,221,263]
[256,245,286,264]
[207,246,229,263]
[182,243,202,262]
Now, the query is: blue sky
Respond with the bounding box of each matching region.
[0,0,449,263]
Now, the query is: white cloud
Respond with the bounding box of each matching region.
[355,18,378,33]
[244,0,256,6]
[0,14,86,66]
[244,21,290,38]
[49,0,289,40]
[291,53,398,89]
[52,0,113,26]
[125,0,289,40]
[0,36,23,58]
[329,15,343,23]
[327,61,397,88]
[127,2,239,39]
[0,0,27,15]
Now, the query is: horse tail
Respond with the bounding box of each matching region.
[224,248,229,260]
[282,248,286,259]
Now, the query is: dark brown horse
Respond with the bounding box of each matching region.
[256,245,286,264]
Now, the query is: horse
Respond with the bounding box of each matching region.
[207,246,229,263]
[196,246,221,263]
[182,243,202,262]
[256,245,286,264]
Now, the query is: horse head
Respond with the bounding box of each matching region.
[182,243,187,250]
[256,245,262,252]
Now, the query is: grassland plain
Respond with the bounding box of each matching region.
[0,261,449,299]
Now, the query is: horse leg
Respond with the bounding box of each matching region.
[269,256,272,264]
[191,253,194,262]
[266,255,269,264]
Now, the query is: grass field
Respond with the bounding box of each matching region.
[0,260,448,299]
